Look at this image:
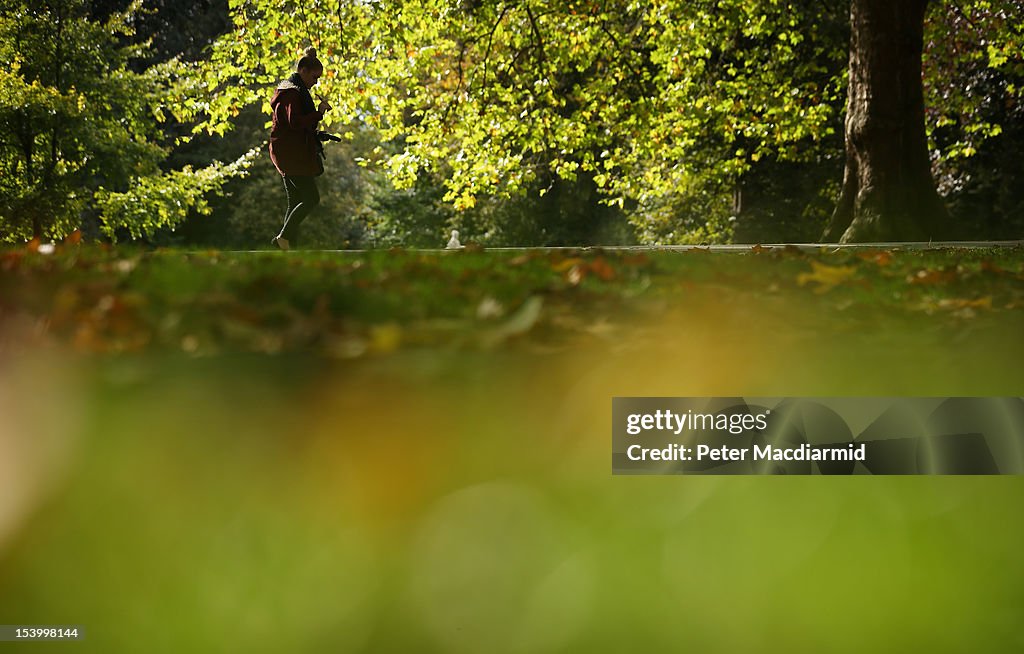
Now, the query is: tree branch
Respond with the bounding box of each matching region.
[524,2,547,69]
[598,20,646,92]
[479,3,514,95]
[441,40,469,128]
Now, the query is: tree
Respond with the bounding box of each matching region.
[0,0,251,243]
[924,0,1024,239]
[822,0,950,242]
[193,0,847,241]
[194,0,1019,245]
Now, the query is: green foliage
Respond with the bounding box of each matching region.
[924,0,1024,161]
[923,0,1024,238]
[93,148,258,242]
[190,0,850,243]
[0,0,250,242]
[4,0,1020,246]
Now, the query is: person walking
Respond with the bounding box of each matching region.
[269,47,332,250]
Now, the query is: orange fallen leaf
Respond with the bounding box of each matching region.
[857,250,893,266]
[980,260,1009,276]
[551,257,585,273]
[588,256,616,281]
[621,253,650,266]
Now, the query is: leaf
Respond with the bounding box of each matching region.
[796,261,857,293]
[621,253,650,267]
[551,257,585,273]
[566,265,585,286]
[476,296,505,320]
[481,296,544,348]
[937,297,993,311]
[588,257,616,281]
[907,268,958,285]
[856,250,893,266]
[980,259,1010,276]
[369,323,402,354]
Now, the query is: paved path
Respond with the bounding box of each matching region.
[253,240,1023,253]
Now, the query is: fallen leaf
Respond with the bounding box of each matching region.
[980,259,1010,276]
[551,257,585,273]
[369,323,402,354]
[325,334,368,359]
[499,296,543,335]
[588,256,616,281]
[566,264,585,286]
[937,297,993,310]
[797,261,857,293]
[857,250,893,266]
[481,296,544,347]
[621,253,650,266]
[908,268,958,285]
[584,317,619,338]
[476,296,505,320]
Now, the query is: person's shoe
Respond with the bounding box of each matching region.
[272,236,290,251]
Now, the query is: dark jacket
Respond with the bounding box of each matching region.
[269,73,323,177]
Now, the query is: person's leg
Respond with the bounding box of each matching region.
[278,176,320,246]
[274,176,298,248]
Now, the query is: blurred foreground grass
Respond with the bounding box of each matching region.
[1,244,1023,652]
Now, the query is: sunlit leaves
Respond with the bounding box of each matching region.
[923,0,1024,163]
[194,0,848,235]
[0,0,253,242]
[93,148,260,242]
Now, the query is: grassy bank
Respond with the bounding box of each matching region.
[1,244,1023,652]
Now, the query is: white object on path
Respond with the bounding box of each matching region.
[446,229,462,249]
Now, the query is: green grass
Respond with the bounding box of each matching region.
[2,244,1022,358]
[1,244,1023,652]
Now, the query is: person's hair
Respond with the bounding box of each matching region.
[296,46,323,72]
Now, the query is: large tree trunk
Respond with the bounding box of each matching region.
[822,0,952,243]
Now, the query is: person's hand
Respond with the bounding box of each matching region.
[318,98,332,114]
